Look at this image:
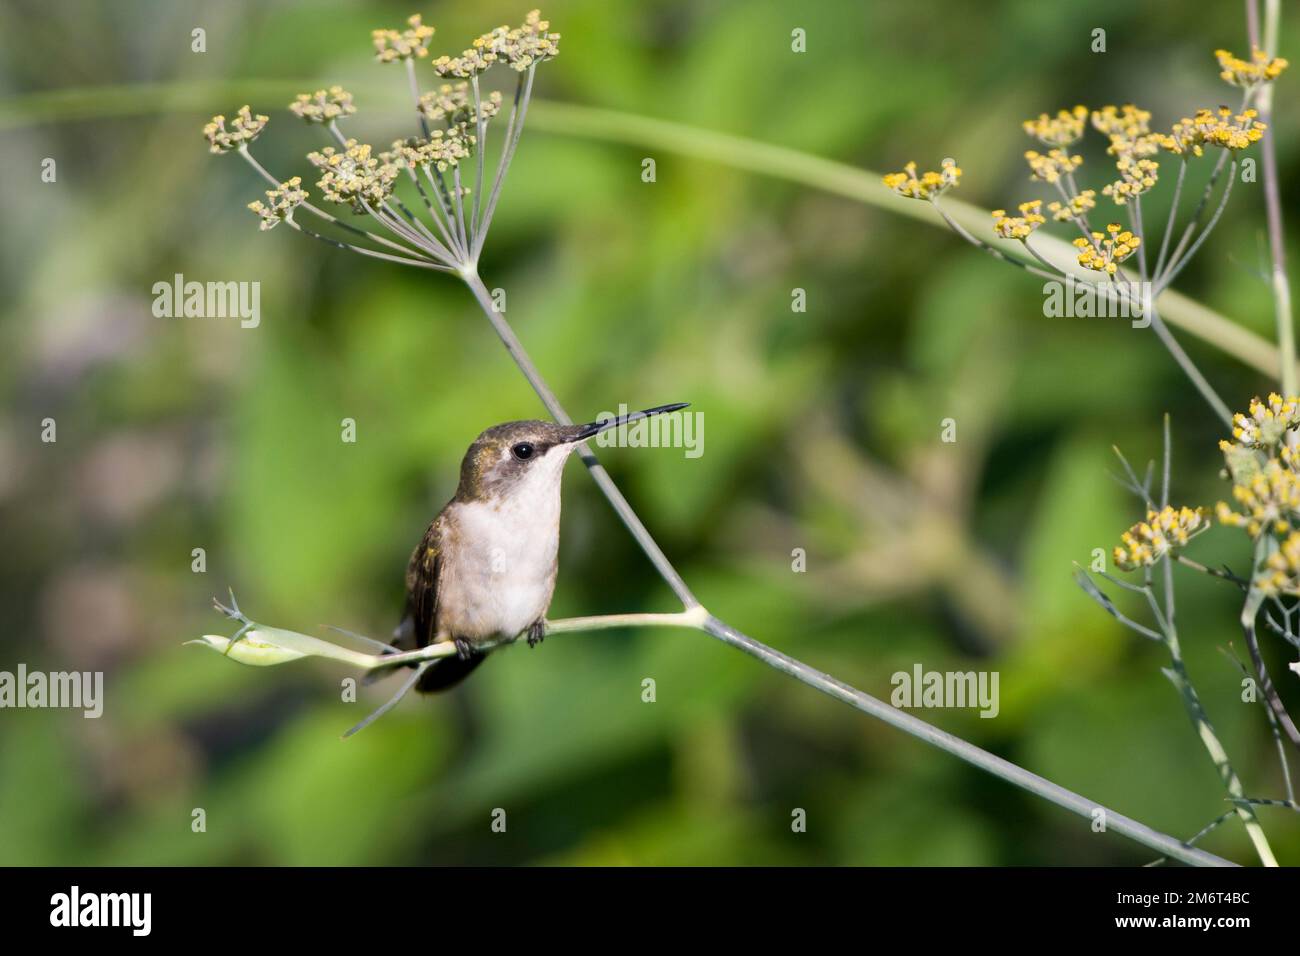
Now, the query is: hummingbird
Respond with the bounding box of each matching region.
[392,402,689,692]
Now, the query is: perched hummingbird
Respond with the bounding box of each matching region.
[393,403,688,691]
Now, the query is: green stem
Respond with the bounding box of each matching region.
[202,601,1237,867]
[1250,0,1297,394]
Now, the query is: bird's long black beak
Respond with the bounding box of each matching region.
[567,403,690,442]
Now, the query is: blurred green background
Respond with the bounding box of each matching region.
[1,0,1298,865]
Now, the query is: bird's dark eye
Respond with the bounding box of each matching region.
[511,442,536,461]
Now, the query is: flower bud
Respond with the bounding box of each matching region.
[187,630,308,666]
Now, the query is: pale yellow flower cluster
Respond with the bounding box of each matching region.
[1230,393,1300,448]
[1091,104,1152,141]
[1215,47,1289,88]
[419,83,502,125]
[434,9,560,77]
[1047,190,1096,222]
[991,200,1046,240]
[203,106,268,153]
[881,159,961,201]
[307,140,399,213]
[1113,506,1209,570]
[474,9,560,72]
[1214,393,1300,596]
[1217,458,1300,538]
[1198,107,1267,151]
[1157,107,1267,157]
[373,14,434,63]
[1022,106,1088,147]
[1072,222,1140,274]
[1024,148,1083,184]
[247,177,308,231]
[1256,531,1300,597]
[1102,153,1159,205]
[1088,105,1162,205]
[205,10,564,249]
[386,129,474,174]
[1154,115,1208,157]
[289,87,357,124]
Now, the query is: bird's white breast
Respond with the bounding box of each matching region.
[437,474,563,644]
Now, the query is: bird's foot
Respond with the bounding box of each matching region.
[454,637,476,661]
[526,620,546,649]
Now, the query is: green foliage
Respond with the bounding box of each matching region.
[0,0,1297,865]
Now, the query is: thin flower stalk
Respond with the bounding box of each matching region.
[1152,158,1188,279]
[470,75,488,245]
[474,67,535,262]
[1155,161,1237,295]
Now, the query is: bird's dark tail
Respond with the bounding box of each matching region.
[390,611,487,692]
[416,650,487,692]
